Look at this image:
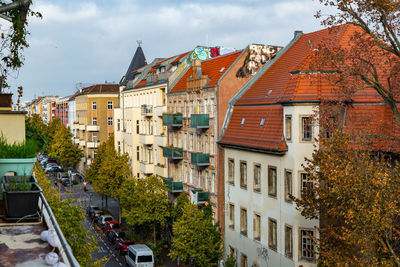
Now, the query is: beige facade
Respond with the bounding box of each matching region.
[0,111,26,144]
[75,90,119,170]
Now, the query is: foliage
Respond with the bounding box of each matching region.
[315,0,400,126]
[5,179,31,191]
[0,135,39,158]
[224,255,236,267]
[171,192,189,221]
[34,163,105,266]
[0,0,42,88]
[169,203,222,267]
[293,130,400,266]
[47,124,82,168]
[25,114,47,149]
[120,175,170,245]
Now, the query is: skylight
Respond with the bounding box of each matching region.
[241,118,245,126]
[219,67,225,73]
[260,118,265,126]
[265,90,272,97]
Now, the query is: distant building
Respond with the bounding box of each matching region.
[55,95,71,127]
[0,92,25,143]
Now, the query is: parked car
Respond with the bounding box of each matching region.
[57,172,69,181]
[116,237,135,255]
[104,221,120,234]
[62,179,71,187]
[125,244,154,267]
[45,165,62,173]
[98,215,113,228]
[93,210,104,223]
[86,205,99,217]
[107,229,125,245]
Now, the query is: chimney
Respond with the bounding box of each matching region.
[191,59,202,79]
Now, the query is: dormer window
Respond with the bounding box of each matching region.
[170,65,177,72]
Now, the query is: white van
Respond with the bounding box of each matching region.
[125,244,154,267]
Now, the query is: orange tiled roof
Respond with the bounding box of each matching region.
[170,51,242,93]
[219,106,287,152]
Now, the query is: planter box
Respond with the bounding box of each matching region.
[2,176,36,184]
[2,182,41,220]
[0,158,37,178]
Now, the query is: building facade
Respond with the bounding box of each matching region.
[54,95,70,127]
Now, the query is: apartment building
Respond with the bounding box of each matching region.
[75,84,119,171]
[54,95,70,127]
[165,44,280,223]
[217,24,390,267]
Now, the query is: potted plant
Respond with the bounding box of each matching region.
[2,177,42,221]
[0,137,40,178]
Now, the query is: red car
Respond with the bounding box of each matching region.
[104,221,120,234]
[116,237,135,255]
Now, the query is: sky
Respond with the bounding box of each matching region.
[1,0,334,101]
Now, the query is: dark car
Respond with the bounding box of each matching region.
[62,179,71,187]
[86,205,100,217]
[116,237,135,255]
[93,210,104,223]
[104,221,120,234]
[107,229,125,245]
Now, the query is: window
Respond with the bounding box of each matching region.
[240,208,247,236]
[229,246,235,258]
[254,164,261,192]
[117,141,121,153]
[107,101,113,110]
[92,101,96,110]
[117,119,120,131]
[268,166,277,197]
[228,159,235,185]
[93,150,97,159]
[285,170,293,202]
[240,161,247,189]
[285,115,292,141]
[108,117,113,126]
[137,146,140,161]
[285,225,293,258]
[92,117,97,125]
[254,214,260,241]
[240,253,248,267]
[300,172,313,198]
[268,218,277,250]
[136,120,139,134]
[228,204,235,229]
[302,116,313,141]
[301,229,315,260]
[92,134,97,142]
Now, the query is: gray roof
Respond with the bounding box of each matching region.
[120,45,147,85]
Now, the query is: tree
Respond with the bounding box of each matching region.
[294,129,400,266]
[171,192,190,221]
[315,1,400,125]
[34,163,106,266]
[169,203,222,267]
[47,125,82,168]
[120,175,169,246]
[85,135,130,209]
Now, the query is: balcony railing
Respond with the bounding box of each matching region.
[190,152,210,166]
[162,113,183,127]
[141,105,153,116]
[162,178,183,193]
[86,125,100,131]
[190,114,209,128]
[190,189,210,205]
[163,147,183,160]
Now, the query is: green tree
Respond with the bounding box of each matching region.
[47,125,82,168]
[34,163,105,266]
[169,203,222,267]
[120,175,169,245]
[171,192,189,221]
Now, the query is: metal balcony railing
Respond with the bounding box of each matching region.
[190,152,210,166]
[162,147,183,160]
[190,114,209,128]
[162,113,183,127]
[141,105,153,116]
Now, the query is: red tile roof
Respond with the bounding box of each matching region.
[78,84,119,95]
[170,51,242,93]
[219,106,287,152]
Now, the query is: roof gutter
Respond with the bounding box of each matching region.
[218,141,287,155]
[217,30,304,142]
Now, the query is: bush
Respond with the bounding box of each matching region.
[0,136,40,158]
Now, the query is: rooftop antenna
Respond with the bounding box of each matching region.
[137,40,142,47]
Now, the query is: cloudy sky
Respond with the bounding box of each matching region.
[3,0,333,101]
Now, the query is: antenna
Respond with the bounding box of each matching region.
[137,40,142,47]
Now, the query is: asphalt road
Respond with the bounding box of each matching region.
[49,175,126,266]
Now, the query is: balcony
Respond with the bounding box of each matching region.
[162,113,182,127]
[140,162,154,174]
[163,147,183,160]
[162,178,183,193]
[87,141,99,148]
[190,152,210,166]
[141,105,153,116]
[77,124,85,131]
[155,134,166,147]
[190,189,210,205]
[74,138,80,144]
[154,164,167,177]
[190,114,209,128]
[139,134,154,145]
[79,140,86,147]
[86,125,100,131]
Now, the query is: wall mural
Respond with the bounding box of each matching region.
[236,44,281,78]
[187,46,236,64]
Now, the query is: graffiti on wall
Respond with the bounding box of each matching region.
[236,44,281,78]
[257,245,269,263]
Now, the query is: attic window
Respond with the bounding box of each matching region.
[219,67,225,73]
[265,90,272,97]
[241,118,246,126]
[260,118,265,126]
